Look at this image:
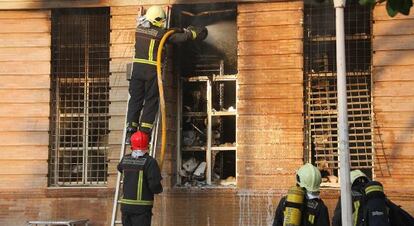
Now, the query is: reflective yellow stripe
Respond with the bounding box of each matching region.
[120,170,153,206]
[365,185,383,195]
[308,214,315,224]
[133,58,157,66]
[353,200,360,226]
[190,30,197,39]
[119,199,153,205]
[148,39,155,61]
[137,170,143,200]
[141,122,153,129]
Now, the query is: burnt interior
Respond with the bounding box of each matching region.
[172,3,237,186]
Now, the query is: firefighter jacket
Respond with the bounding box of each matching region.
[273,196,330,226]
[133,25,194,67]
[332,187,366,226]
[117,153,163,214]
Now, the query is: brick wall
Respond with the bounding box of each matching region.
[0,10,50,190]
[0,189,112,226]
[2,2,414,226]
[236,1,304,191]
[372,5,414,208]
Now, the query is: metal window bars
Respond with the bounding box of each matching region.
[49,8,110,186]
[178,55,237,186]
[303,0,373,180]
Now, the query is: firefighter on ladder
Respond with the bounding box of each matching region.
[126,5,208,144]
[273,163,330,226]
[117,131,162,226]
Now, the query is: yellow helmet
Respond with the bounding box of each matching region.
[296,163,322,193]
[350,170,368,185]
[145,6,166,27]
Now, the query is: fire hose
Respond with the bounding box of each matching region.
[156,30,175,170]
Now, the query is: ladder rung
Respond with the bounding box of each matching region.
[115,220,123,224]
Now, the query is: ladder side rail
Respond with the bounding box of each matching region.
[150,111,160,158]
[110,93,131,226]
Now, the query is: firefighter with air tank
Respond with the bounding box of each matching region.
[117,131,162,226]
[273,163,330,226]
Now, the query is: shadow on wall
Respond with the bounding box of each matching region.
[372,16,414,178]
[373,116,391,177]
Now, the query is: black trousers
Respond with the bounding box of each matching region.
[127,63,159,134]
[122,211,152,226]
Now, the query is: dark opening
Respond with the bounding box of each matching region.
[172,3,237,186]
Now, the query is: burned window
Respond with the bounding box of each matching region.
[304,0,373,184]
[173,3,237,187]
[49,8,110,186]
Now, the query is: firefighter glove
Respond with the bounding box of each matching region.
[186,25,208,41]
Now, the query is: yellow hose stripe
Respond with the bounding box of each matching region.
[133,58,157,66]
[148,39,155,61]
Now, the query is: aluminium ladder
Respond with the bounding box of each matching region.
[110,104,160,226]
[110,6,171,226]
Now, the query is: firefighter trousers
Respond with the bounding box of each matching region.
[127,63,159,134]
[121,211,152,226]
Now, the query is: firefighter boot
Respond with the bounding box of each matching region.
[125,123,138,145]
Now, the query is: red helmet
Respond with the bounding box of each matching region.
[130,131,149,151]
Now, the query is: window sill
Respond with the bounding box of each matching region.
[46,186,112,198]
[171,184,237,193]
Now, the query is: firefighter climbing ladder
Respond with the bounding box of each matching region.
[110,6,171,226]
[110,102,161,226]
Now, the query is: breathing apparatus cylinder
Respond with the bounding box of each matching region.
[283,186,305,226]
[364,181,390,226]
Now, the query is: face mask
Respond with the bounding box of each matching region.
[132,150,145,158]
[137,15,151,28]
[306,192,320,200]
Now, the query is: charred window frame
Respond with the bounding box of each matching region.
[303,1,373,184]
[49,8,110,186]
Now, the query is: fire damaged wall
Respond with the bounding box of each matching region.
[151,1,312,225]
[1,1,414,226]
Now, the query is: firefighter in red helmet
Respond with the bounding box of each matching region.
[117,131,162,226]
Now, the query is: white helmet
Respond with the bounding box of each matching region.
[145,6,166,27]
[296,163,322,193]
[350,169,368,185]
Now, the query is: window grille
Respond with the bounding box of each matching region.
[49,8,110,186]
[303,1,373,180]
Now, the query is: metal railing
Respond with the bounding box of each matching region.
[303,0,373,180]
[49,8,110,186]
